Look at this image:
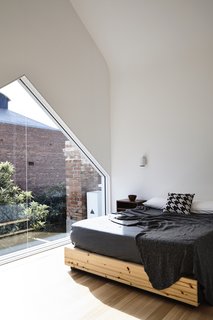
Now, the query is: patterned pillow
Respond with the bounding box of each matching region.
[163,193,195,214]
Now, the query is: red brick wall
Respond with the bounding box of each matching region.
[0,123,66,193]
[65,141,101,223]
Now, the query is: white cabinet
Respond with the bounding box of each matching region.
[87,191,102,219]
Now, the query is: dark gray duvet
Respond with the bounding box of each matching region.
[70,207,213,305]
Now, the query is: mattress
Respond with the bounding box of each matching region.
[70,207,162,264]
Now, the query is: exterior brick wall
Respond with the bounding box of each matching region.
[0,123,66,193]
[64,140,101,226]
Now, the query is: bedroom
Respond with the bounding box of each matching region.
[0,0,213,318]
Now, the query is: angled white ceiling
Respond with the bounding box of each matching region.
[70,0,213,73]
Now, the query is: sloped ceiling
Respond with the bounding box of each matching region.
[70,0,213,73]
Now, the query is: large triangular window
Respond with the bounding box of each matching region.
[0,76,108,263]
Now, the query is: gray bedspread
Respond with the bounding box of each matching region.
[134,212,213,305]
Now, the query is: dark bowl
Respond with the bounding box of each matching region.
[128,194,137,202]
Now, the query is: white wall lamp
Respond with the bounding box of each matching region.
[140,155,147,167]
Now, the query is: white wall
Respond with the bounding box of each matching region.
[1,0,213,212]
[0,0,110,174]
[111,4,213,209]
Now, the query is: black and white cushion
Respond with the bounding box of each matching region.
[163,193,195,215]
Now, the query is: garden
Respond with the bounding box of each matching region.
[0,161,66,238]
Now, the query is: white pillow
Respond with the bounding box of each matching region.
[191,201,213,214]
[144,198,213,213]
[143,197,167,210]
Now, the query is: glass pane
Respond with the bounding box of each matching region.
[0,79,106,260]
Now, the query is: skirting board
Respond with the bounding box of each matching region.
[64,245,199,307]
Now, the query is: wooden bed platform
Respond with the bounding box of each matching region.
[64,245,199,307]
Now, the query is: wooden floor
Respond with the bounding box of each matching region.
[0,246,213,320]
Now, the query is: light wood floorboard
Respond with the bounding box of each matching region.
[0,246,213,320]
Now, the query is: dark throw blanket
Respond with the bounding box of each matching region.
[134,212,213,305]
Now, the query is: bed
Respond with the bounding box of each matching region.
[64,198,213,307]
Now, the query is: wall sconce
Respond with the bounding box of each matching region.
[140,155,147,167]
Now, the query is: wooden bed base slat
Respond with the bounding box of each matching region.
[64,245,199,307]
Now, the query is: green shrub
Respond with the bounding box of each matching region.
[0,161,49,234]
[24,201,49,231]
[34,184,66,229]
[0,161,32,205]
